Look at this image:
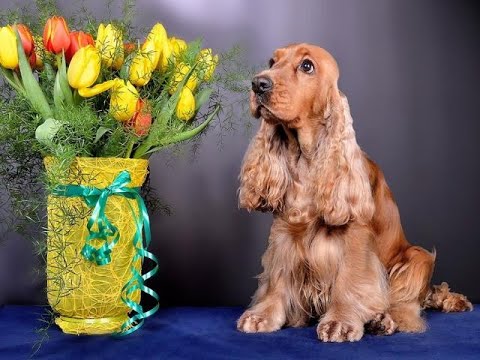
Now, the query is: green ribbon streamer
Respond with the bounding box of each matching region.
[51,170,160,335]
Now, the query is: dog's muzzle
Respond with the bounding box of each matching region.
[252,75,273,95]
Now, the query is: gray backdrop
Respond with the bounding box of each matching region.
[0,0,479,306]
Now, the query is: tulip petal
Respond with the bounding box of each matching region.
[78,79,116,97]
[0,27,19,69]
[110,80,138,121]
[67,45,101,89]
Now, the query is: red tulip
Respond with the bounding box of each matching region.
[65,31,94,62]
[12,24,34,57]
[129,99,152,136]
[43,16,71,54]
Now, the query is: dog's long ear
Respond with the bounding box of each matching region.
[239,119,291,212]
[313,89,375,225]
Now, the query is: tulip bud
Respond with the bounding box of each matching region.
[28,51,37,69]
[169,62,198,94]
[96,23,124,70]
[129,51,154,87]
[169,37,187,59]
[43,16,71,54]
[12,24,34,57]
[0,26,19,69]
[176,87,196,121]
[110,79,139,122]
[197,48,218,81]
[67,45,101,89]
[129,99,152,136]
[66,31,94,63]
[124,42,136,55]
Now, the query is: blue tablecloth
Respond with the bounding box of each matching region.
[0,305,479,359]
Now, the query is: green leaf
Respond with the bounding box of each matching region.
[0,67,26,95]
[53,71,64,109]
[53,53,73,109]
[35,118,64,144]
[94,126,111,144]
[194,88,213,111]
[58,53,73,105]
[140,104,220,157]
[15,30,52,119]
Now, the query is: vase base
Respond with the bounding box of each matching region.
[55,315,127,335]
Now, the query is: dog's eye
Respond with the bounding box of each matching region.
[268,58,275,68]
[299,59,314,74]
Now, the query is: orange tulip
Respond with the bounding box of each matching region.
[43,16,71,54]
[124,42,136,55]
[129,99,152,136]
[12,24,34,57]
[65,31,94,63]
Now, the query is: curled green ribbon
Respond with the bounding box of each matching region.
[52,170,159,335]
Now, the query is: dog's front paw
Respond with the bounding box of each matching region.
[317,320,363,342]
[237,311,281,333]
[365,313,397,336]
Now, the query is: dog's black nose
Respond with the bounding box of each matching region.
[252,76,273,95]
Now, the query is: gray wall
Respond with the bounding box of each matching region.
[1,0,479,306]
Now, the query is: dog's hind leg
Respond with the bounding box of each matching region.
[423,282,473,313]
[388,246,435,332]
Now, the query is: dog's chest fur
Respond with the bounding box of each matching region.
[283,157,318,225]
[277,158,345,317]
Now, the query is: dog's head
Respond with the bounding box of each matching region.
[250,43,340,127]
[241,43,374,225]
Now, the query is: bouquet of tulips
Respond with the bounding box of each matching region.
[0,15,220,160]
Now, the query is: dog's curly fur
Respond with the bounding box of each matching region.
[237,43,472,342]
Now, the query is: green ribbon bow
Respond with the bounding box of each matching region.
[52,170,159,335]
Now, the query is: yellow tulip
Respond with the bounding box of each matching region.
[129,51,154,87]
[110,79,139,121]
[176,87,195,121]
[197,48,218,81]
[169,62,197,94]
[78,78,138,122]
[0,26,18,69]
[141,23,167,69]
[169,37,187,59]
[157,38,173,73]
[67,45,101,89]
[96,23,124,70]
[129,24,167,87]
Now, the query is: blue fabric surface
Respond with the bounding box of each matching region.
[0,306,479,359]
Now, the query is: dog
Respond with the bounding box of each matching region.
[237,43,472,342]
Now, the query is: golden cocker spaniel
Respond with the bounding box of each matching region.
[237,43,472,342]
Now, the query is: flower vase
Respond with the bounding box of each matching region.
[44,157,149,335]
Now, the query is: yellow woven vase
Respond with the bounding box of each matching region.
[44,157,149,335]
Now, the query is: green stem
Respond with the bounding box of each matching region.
[73,89,82,105]
[55,53,62,69]
[124,137,136,158]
